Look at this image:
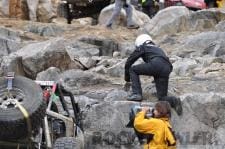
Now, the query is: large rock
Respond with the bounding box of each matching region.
[59,69,110,94]
[25,0,56,22]
[118,41,135,58]
[173,93,225,147]
[106,59,126,77]
[169,31,225,58]
[0,0,9,16]
[66,40,100,69]
[0,54,25,77]
[24,23,64,36]
[193,62,225,80]
[0,0,55,22]
[79,36,118,57]
[36,66,61,81]
[0,27,22,57]
[81,100,141,149]
[14,38,81,78]
[172,58,198,76]
[216,20,225,31]
[145,6,191,37]
[146,7,225,38]
[37,0,56,22]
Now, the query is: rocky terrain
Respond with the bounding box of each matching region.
[1,4,225,149]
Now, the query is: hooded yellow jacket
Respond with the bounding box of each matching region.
[134,111,176,149]
[216,0,225,8]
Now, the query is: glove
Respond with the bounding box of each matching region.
[124,82,131,91]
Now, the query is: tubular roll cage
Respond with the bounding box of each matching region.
[0,73,81,149]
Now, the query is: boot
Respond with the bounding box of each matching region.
[127,94,142,102]
[106,23,112,29]
[160,96,183,116]
[174,97,183,116]
[127,24,139,29]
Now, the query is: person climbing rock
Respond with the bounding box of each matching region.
[124,34,182,115]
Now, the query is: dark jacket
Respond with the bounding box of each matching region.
[124,43,172,82]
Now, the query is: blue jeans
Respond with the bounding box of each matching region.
[106,0,136,27]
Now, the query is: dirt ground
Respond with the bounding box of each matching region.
[0,17,139,43]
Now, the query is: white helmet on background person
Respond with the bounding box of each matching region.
[135,34,153,47]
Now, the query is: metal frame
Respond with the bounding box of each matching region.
[0,78,82,149]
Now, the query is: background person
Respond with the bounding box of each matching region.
[106,0,139,29]
[140,0,159,18]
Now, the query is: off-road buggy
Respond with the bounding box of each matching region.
[0,72,84,149]
[58,0,112,24]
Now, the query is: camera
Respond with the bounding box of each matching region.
[131,105,154,118]
[126,104,154,128]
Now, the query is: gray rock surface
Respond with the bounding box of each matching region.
[1,7,225,149]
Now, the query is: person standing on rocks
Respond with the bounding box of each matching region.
[134,101,176,149]
[124,34,182,115]
[140,0,155,18]
[106,0,139,29]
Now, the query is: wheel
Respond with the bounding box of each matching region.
[0,76,46,140]
[53,137,78,149]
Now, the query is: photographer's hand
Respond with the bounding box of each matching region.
[142,107,149,113]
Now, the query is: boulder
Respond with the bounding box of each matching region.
[145,6,190,37]
[145,7,225,38]
[173,93,225,147]
[0,27,22,57]
[15,38,81,78]
[37,0,56,22]
[36,66,61,81]
[24,23,64,36]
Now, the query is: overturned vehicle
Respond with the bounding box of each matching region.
[0,73,84,149]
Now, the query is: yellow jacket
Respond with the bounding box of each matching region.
[216,0,225,8]
[134,111,176,149]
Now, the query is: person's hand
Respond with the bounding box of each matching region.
[142,107,150,113]
[124,82,131,91]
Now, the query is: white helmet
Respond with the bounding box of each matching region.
[135,34,152,47]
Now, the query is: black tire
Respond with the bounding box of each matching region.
[53,137,77,149]
[0,76,46,140]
